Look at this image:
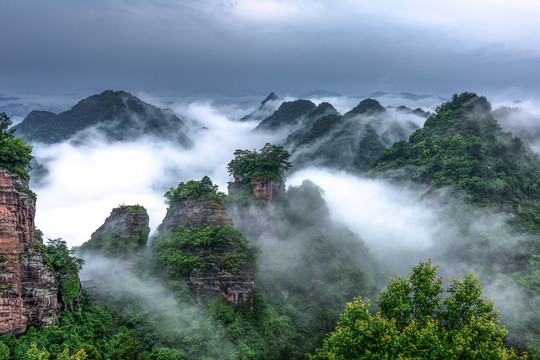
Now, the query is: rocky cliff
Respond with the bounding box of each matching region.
[155,192,254,306]
[228,174,284,205]
[81,205,150,256]
[158,198,233,235]
[189,244,255,305]
[0,168,58,335]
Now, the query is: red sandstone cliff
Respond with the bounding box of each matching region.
[228,175,283,205]
[0,168,58,335]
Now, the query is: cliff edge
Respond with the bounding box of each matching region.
[0,168,58,334]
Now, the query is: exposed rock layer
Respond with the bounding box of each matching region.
[228,175,284,205]
[90,205,150,249]
[158,196,253,305]
[158,198,233,235]
[189,248,254,306]
[0,168,58,335]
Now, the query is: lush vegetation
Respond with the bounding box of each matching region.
[151,224,259,278]
[0,112,33,180]
[5,92,540,358]
[229,179,378,357]
[288,99,416,172]
[312,260,524,359]
[165,176,226,206]
[227,143,291,182]
[374,92,540,231]
[44,238,85,309]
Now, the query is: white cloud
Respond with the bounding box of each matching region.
[31,100,281,247]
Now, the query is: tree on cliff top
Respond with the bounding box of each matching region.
[0,113,32,180]
[164,176,226,206]
[227,143,291,182]
[311,260,524,359]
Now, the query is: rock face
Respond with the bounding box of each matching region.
[83,205,150,256]
[158,198,233,235]
[157,196,253,305]
[228,175,284,205]
[250,177,283,205]
[0,168,58,335]
[189,247,254,305]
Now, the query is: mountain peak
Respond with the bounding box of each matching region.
[260,92,280,108]
[345,98,386,117]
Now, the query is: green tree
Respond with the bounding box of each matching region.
[0,112,33,179]
[0,341,9,360]
[26,342,50,360]
[45,238,85,308]
[312,260,524,359]
[57,348,88,360]
[227,143,291,182]
[164,176,225,206]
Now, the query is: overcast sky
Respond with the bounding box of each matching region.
[1,0,539,99]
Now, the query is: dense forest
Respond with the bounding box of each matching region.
[1,91,539,359]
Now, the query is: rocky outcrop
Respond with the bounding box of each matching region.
[158,198,233,235]
[228,175,284,205]
[250,177,283,204]
[81,205,150,256]
[157,195,253,306]
[0,168,58,335]
[189,247,254,306]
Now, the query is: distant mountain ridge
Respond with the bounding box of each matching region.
[249,95,428,172]
[14,90,192,145]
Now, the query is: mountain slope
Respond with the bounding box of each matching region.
[374,92,540,231]
[289,98,421,171]
[14,90,192,145]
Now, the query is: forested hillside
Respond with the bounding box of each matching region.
[14,90,192,145]
[0,91,539,359]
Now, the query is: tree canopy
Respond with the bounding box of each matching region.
[227,143,291,182]
[164,176,225,206]
[0,113,33,180]
[312,260,524,359]
[374,92,540,232]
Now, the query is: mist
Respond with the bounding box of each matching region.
[79,253,236,357]
[20,91,540,352]
[30,99,281,246]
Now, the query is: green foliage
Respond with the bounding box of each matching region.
[45,239,84,275]
[296,114,342,147]
[227,143,291,182]
[207,295,301,360]
[26,342,50,360]
[77,204,150,256]
[152,225,258,278]
[374,92,540,232]
[312,260,524,359]
[231,180,376,357]
[148,347,184,360]
[45,239,84,307]
[0,112,32,179]
[115,204,147,214]
[0,295,119,359]
[56,348,88,360]
[0,341,9,360]
[165,176,225,206]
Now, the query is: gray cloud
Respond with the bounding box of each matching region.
[1,1,539,97]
